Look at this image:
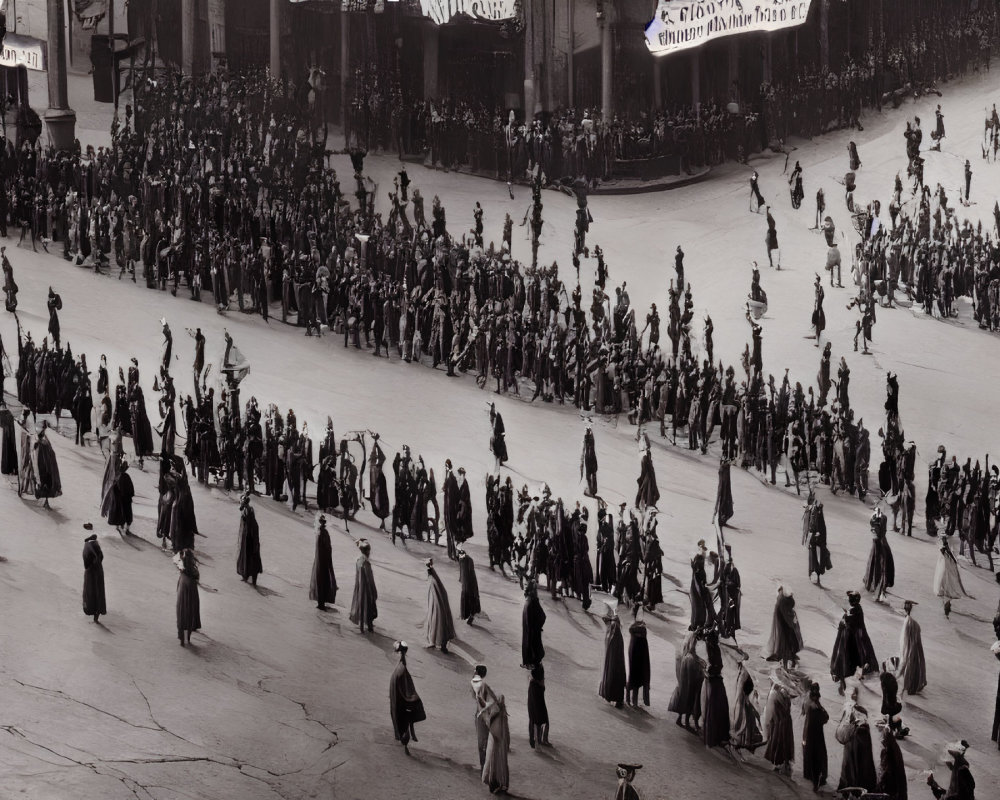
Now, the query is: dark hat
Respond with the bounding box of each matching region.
[83,522,94,531]
[84,533,97,542]
[474,665,487,678]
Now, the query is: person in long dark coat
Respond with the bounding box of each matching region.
[389,641,425,755]
[106,458,134,535]
[764,680,794,773]
[442,459,459,560]
[712,458,734,527]
[454,467,474,544]
[168,465,198,553]
[521,580,546,667]
[688,543,717,630]
[581,425,598,496]
[175,548,201,646]
[527,664,549,748]
[701,627,730,748]
[309,514,337,610]
[82,531,106,623]
[129,384,155,462]
[730,659,764,753]
[489,404,507,468]
[635,442,659,510]
[0,406,19,475]
[864,508,895,603]
[765,586,804,669]
[718,546,742,639]
[831,591,879,692]
[668,631,705,730]
[807,499,832,585]
[34,420,61,507]
[236,492,262,585]
[368,437,390,530]
[991,639,1000,751]
[928,741,975,800]
[349,539,378,632]
[595,506,616,592]
[599,613,627,709]
[100,430,124,517]
[626,617,651,707]
[837,690,877,793]
[801,682,830,792]
[457,547,481,624]
[875,720,908,799]
[899,600,927,695]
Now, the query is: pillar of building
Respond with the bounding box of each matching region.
[690,48,700,117]
[341,7,350,125]
[182,0,196,75]
[566,0,574,107]
[44,0,76,150]
[728,38,739,106]
[652,57,662,110]
[819,0,829,72]
[423,23,439,100]
[764,35,773,83]
[269,0,282,77]
[523,0,535,116]
[599,19,612,119]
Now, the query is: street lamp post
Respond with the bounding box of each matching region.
[44,0,76,150]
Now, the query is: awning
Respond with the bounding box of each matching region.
[290,0,519,24]
[0,33,46,71]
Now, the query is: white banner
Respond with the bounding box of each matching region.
[645,0,813,56]
[416,0,517,25]
[0,34,46,71]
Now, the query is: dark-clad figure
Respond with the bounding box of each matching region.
[635,440,659,510]
[837,688,877,793]
[424,557,456,652]
[236,492,262,585]
[831,591,879,692]
[35,420,62,508]
[82,530,106,623]
[349,539,378,633]
[701,627,730,748]
[457,547,481,624]
[175,548,201,647]
[764,680,794,774]
[309,514,337,610]
[489,403,507,467]
[599,613,627,709]
[0,406,17,475]
[668,631,704,730]
[106,457,134,535]
[899,600,926,695]
[613,764,642,800]
[731,659,764,752]
[389,641,425,756]
[527,664,549,748]
[876,719,907,799]
[765,586,804,669]
[802,682,830,793]
[626,617,651,708]
[712,458,734,527]
[471,665,499,769]
[718,546,742,639]
[100,429,124,518]
[864,508,894,602]
[581,425,598,496]
[927,740,975,800]
[521,580,546,667]
[689,542,717,630]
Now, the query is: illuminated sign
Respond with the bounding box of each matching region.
[645,0,813,56]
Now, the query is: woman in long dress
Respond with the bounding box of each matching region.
[389,641,425,755]
[481,694,510,794]
[730,659,764,753]
[34,420,61,507]
[15,411,34,497]
[933,535,969,615]
[764,679,795,774]
[668,631,704,730]
[626,617,651,708]
[457,547,481,624]
[236,492,262,585]
[527,664,549,748]
[100,429,124,517]
[309,514,337,610]
[836,688,877,792]
[712,459,734,527]
[82,532,106,623]
[700,628,730,748]
[424,558,456,652]
[863,508,894,603]
[801,682,830,792]
[764,586,804,669]
[175,548,201,646]
[599,613,627,709]
[898,599,926,695]
[521,580,546,668]
[349,538,378,633]
[0,406,18,475]
[106,458,135,535]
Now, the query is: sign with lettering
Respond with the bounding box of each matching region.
[0,34,45,71]
[645,0,813,56]
[415,0,518,25]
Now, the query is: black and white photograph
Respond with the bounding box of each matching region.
[1,0,1000,798]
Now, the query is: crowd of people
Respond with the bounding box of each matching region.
[1,46,1000,799]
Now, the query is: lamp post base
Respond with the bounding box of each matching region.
[44,107,77,151]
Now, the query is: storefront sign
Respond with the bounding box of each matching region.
[645,0,812,56]
[0,34,45,71]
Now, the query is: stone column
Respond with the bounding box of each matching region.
[182,0,196,75]
[423,23,439,100]
[566,0,574,107]
[819,0,829,72]
[44,0,76,150]
[599,18,612,119]
[652,58,662,110]
[270,0,282,77]
[690,48,700,116]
